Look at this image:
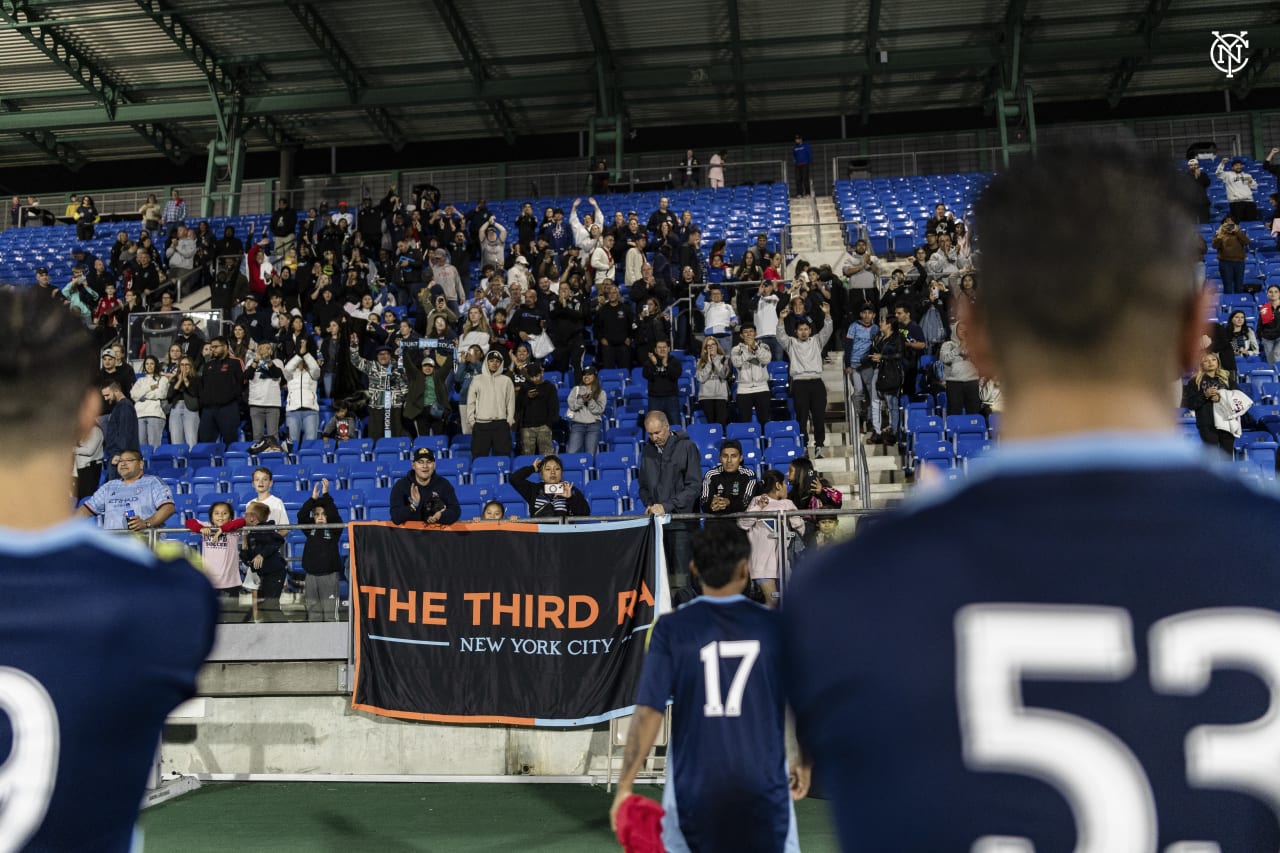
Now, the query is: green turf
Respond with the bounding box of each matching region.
[139,781,841,852]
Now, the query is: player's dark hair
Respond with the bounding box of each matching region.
[0,288,97,445]
[973,138,1199,384]
[691,524,751,589]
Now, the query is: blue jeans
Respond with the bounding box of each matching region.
[321,373,335,399]
[287,409,320,446]
[138,417,165,449]
[651,395,683,427]
[1219,259,1245,293]
[168,401,199,448]
[567,420,601,455]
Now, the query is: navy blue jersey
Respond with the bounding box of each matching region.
[0,521,216,852]
[636,595,791,852]
[785,435,1280,852]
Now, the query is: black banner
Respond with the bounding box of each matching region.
[350,518,662,726]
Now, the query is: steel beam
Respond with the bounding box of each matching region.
[860,0,882,124]
[0,0,191,162]
[428,0,517,144]
[1104,0,1174,107]
[285,1,405,148]
[578,0,621,117]
[3,29,1280,136]
[1234,45,1277,99]
[17,129,85,171]
[726,0,748,132]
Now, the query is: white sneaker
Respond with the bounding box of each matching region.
[814,447,825,459]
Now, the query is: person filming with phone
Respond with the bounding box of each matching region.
[510,455,590,519]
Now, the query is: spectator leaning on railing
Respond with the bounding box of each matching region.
[390,447,461,525]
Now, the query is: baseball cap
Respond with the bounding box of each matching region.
[581,364,598,376]
[515,256,529,266]
[35,266,48,275]
[413,447,435,462]
[374,345,392,355]
[485,349,504,362]
[1188,158,1199,167]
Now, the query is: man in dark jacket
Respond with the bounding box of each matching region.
[101,382,139,480]
[270,198,298,255]
[593,284,635,369]
[639,410,702,591]
[515,363,559,455]
[547,282,588,375]
[402,356,451,437]
[197,336,245,444]
[389,448,461,525]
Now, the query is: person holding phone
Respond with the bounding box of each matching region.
[510,455,589,518]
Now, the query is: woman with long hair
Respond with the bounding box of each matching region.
[131,356,170,448]
[166,356,201,447]
[76,195,98,241]
[566,366,607,455]
[139,193,162,232]
[459,306,492,353]
[736,249,764,283]
[786,456,842,546]
[277,314,310,361]
[1228,309,1260,359]
[229,322,254,362]
[1182,351,1239,456]
[695,336,731,427]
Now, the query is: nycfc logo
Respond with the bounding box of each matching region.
[1210,31,1250,78]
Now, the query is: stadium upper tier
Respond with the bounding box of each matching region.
[0,184,790,286]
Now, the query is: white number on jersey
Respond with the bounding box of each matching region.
[956,605,1280,853]
[0,666,60,853]
[700,640,761,718]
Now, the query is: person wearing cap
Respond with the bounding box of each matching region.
[467,349,515,456]
[126,248,165,308]
[349,337,409,438]
[34,267,65,302]
[515,362,557,455]
[403,351,451,437]
[96,347,135,405]
[389,447,460,525]
[1186,158,1211,224]
[479,214,508,270]
[507,253,531,291]
[330,201,355,229]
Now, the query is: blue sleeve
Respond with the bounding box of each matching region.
[148,478,175,509]
[635,618,674,711]
[84,482,109,516]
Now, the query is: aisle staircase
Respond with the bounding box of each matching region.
[812,355,907,512]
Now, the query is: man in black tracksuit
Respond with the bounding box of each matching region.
[198,336,245,443]
[700,440,758,517]
[547,283,588,375]
[593,286,635,369]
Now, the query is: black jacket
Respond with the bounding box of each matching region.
[516,380,559,429]
[270,207,298,239]
[389,472,461,525]
[241,521,286,577]
[548,296,588,345]
[643,354,680,397]
[199,355,245,407]
[593,300,634,344]
[298,495,343,576]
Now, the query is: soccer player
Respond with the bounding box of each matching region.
[610,524,809,852]
[0,289,217,851]
[785,141,1280,850]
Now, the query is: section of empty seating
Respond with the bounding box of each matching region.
[833,173,991,254]
[141,416,809,523]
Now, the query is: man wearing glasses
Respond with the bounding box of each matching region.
[80,452,175,531]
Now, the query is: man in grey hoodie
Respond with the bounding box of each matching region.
[777,302,832,457]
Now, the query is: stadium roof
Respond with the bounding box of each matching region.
[0,0,1278,170]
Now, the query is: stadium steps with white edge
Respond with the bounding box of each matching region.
[812,354,907,511]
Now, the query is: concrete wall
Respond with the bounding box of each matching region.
[162,662,612,777]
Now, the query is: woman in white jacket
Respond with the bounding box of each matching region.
[131,356,169,448]
[283,337,322,446]
[245,342,285,444]
[695,337,731,427]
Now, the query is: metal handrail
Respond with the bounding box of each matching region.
[843,367,873,510]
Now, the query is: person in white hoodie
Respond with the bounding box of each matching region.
[752,280,783,361]
[570,197,605,255]
[283,337,322,446]
[1216,157,1259,223]
[467,349,516,456]
[731,323,772,425]
[245,342,285,444]
[131,356,170,448]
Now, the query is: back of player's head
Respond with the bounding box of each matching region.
[0,288,97,449]
[973,138,1200,389]
[690,524,751,590]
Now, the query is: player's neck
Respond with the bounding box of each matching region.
[998,382,1178,441]
[4,453,77,529]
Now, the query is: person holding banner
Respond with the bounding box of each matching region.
[610,524,809,852]
[389,447,461,525]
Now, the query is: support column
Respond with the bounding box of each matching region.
[279,146,297,206]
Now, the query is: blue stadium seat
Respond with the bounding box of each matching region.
[470,456,510,486]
